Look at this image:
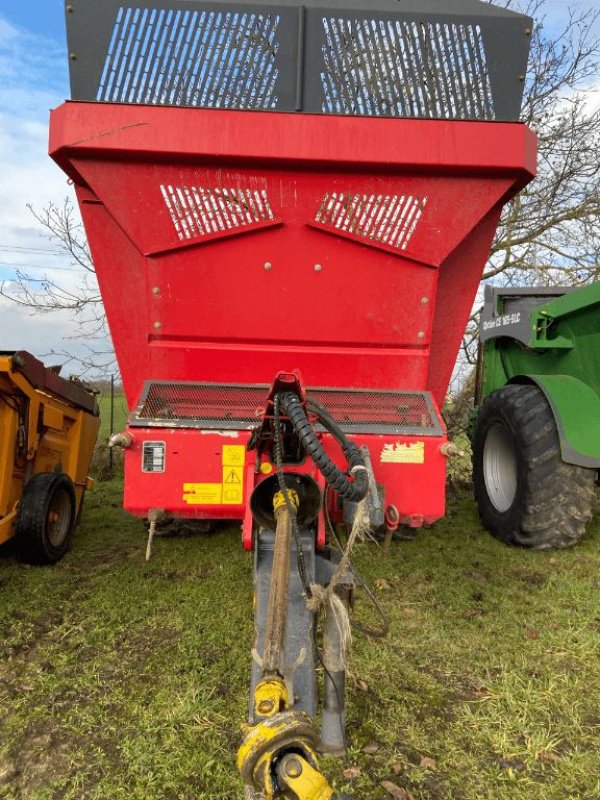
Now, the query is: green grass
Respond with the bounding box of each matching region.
[1,482,599,799]
[96,391,129,444]
[92,392,129,477]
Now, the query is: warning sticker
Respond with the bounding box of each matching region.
[380,442,425,464]
[222,445,246,467]
[222,466,244,505]
[182,446,246,505]
[183,483,222,505]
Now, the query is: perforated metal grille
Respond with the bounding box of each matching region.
[320,18,494,119]
[97,6,281,108]
[68,1,532,120]
[311,389,436,432]
[132,382,442,435]
[136,383,266,424]
[314,193,426,250]
[160,183,275,240]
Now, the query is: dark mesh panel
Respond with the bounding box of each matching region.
[320,18,494,119]
[97,6,281,108]
[136,383,269,423]
[131,381,443,435]
[66,0,532,121]
[310,388,436,432]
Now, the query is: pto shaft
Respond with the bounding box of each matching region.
[277,754,337,800]
[261,489,299,676]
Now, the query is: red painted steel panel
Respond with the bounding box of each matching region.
[50,103,535,409]
[147,342,430,400]
[428,205,504,406]
[70,160,514,267]
[50,103,536,177]
[123,427,447,527]
[76,197,151,407]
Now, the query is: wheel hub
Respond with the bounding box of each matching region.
[483,422,518,513]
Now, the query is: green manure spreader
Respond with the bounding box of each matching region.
[472,281,600,549]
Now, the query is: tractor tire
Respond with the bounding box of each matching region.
[16,472,77,564]
[473,384,596,550]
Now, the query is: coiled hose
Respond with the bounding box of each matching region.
[277,392,369,503]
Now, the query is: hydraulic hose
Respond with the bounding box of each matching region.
[277,392,369,503]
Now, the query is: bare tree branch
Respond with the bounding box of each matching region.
[0,198,116,375]
[486,2,600,287]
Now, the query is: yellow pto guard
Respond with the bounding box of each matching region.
[0,351,100,564]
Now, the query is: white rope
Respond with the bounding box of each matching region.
[307,497,371,669]
[309,586,352,672]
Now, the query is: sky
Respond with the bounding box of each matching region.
[0,0,598,375]
[0,0,96,367]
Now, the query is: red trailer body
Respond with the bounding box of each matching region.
[50,103,534,536]
[49,0,535,545]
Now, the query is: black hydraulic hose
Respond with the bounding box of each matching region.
[305,397,348,444]
[273,394,312,598]
[277,392,369,503]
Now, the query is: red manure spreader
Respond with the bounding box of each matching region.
[50,0,535,796]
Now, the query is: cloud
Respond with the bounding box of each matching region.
[0,297,115,370]
[0,16,72,244]
[0,15,112,373]
[0,293,70,348]
[582,80,600,115]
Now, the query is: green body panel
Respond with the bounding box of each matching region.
[478,281,600,468]
[528,282,600,350]
[523,376,600,467]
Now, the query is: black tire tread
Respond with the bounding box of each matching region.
[16,472,76,565]
[473,384,596,550]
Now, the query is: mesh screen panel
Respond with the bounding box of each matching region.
[136,383,268,424]
[97,6,281,109]
[320,18,494,119]
[131,381,442,435]
[160,183,275,240]
[314,192,426,250]
[67,1,532,121]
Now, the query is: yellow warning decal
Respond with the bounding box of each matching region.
[182,445,246,505]
[222,466,244,505]
[222,445,246,467]
[183,483,223,505]
[380,442,425,464]
[222,445,245,504]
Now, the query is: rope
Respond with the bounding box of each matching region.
[310,587,352,672]
[306,497,370,669]
[324,487,390,640]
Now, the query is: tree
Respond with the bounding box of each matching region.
[2,0,599,376]
[458,0,600,369]
[0,199,115,375]
[490,0,599,285]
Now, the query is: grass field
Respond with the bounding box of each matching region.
[1,477,599,800]
[91,392,129,475]
[97,391,129,443]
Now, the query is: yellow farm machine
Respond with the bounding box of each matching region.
[0,351,99,564]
